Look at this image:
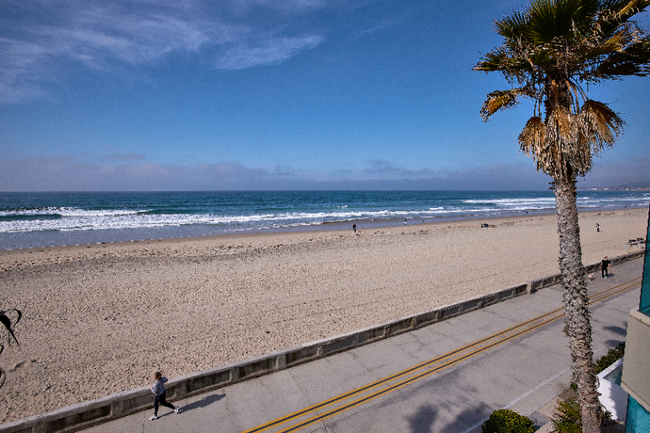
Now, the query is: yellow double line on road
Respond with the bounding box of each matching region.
[244,277,641,433]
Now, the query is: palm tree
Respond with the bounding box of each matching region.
[474,1,650,432]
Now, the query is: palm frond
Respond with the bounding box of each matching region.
[535,104,621,178]
[519,116,547,158]
[575,0,601,29]
[580,99,624,152]
[598,0,650,36]
[548,107,577,146]
[495,10,530,39]
[479,89,524,121]
[578,29,632,62]
[550,398,582,433]
[528,46,555,66]
[518,116,561,176]
[528,0,586,44]
[474,47,537,77]
[601,0,635,13]
[474,48,510,72]
[544,107,585,178]
[614,0,650,23]
[593,37,650,77]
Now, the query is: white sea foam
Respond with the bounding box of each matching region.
[0,206,497,234]
[0,207,145,217]
[463,198,556,208]
[1,192,647,239]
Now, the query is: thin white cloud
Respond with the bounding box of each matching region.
[57,5,228,66]
[0,0,330,102]
[216,35,324,70]
[0,37,56,103]
[230,0,328,15]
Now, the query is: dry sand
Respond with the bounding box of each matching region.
[0,208,647,422]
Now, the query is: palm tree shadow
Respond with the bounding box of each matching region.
[407,404,437,433]
[180,393,225,413]
[603,325,627,337]
[438,402,492,433]
[406,402,494,433]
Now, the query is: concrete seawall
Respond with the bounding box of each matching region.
[1,250,644,433]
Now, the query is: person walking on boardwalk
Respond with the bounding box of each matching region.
[149,371,180,420]
[601,256,611,279]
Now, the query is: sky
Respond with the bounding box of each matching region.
[1,0,649,192]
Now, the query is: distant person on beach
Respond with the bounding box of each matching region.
[352,224,356,233]
[596,223,601,232]
[404,218,407,226]
[601,256,610,279]
[149,371,180,420]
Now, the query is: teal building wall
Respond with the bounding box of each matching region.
[626,205,650,433]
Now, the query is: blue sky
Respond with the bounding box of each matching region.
[1,0,649,191]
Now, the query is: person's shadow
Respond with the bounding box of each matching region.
[179,393,225,414]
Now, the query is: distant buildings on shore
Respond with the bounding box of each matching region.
[579,187,650,192]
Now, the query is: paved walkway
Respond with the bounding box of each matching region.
[85,259,642,433]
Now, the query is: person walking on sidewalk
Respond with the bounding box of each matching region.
[601,256,611,279]
[149,371,180,420]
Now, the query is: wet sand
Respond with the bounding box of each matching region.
[0,208,646,423]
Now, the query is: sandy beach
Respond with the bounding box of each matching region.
[0,208,647,423]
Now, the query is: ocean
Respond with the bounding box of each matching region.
[0,190,648,250]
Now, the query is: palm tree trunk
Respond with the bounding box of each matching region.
[553,177,601,433]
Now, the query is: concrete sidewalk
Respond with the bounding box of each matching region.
[83,258,643,433]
